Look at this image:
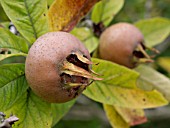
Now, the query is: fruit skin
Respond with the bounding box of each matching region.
[25,32,91,103]
[99,22,144,68]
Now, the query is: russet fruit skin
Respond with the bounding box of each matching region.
[25,32,92,103]
[99,22,144,68]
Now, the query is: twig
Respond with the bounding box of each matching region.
[0,112,19,128]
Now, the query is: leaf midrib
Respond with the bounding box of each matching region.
[24,0,38,40]
[0,74,25,89]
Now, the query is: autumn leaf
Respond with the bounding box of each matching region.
[103,104,129,128]
[48,0,99,32]
[103,104,147,128]
[114,106,147,126]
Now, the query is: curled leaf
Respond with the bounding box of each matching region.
[103,104,147,128]
[114,106,147,126]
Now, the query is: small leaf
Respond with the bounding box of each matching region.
[0,28,29,53]
[83,58,168,108]
[157,57,170,73]
[0,53,27,62]
[4,90,52,128]
[103,104,129,128]
[91,0,124,26]
[52,100,75,126]
[135,65,170,101]
[84,36,99,53]
[135,17,170,47]
[71,27,99,53]
[48,0,99,32]
[1,0,49,44]
[114,106,147,126]
[71,27,92,42]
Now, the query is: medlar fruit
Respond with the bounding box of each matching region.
[99,22,158,68]
[25,32,101,103]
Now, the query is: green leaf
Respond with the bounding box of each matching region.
[0,64,28,110]
[83,58,168,108]
[103,104,129,128]
[1,0,49,44]
[90,58,140,89]
[52,100,75,126]
[83,36,98,53]
[4,90,52,128]
[71,27,99,53]
[0,63,27,112]
[0,76,28,111]
[135,17,170,47]
[0,64,25,88]
[0,53,27,62]
[0,21,10,28]
[0,28,29,53]
[135,65,170,101]
[91,0,124,26]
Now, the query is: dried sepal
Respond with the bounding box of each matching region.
[133,43,159,65]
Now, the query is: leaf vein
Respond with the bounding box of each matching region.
[24,0,38,39]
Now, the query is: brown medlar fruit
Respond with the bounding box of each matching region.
[99,22,158,68]
[25,32,101,103]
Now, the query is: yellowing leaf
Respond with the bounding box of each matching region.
[84,84,167,108]
[83,58,168,108]
[157,57,170,73]
[103,104,129,128]
[114,106,147,126]
[104,104,147,128]
[135,65,170,101]
[48,0,99,32]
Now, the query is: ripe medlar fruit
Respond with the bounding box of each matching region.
[99,22,158,68]
[25,32,101,103]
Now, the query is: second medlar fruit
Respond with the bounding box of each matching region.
[99,22,158,68]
